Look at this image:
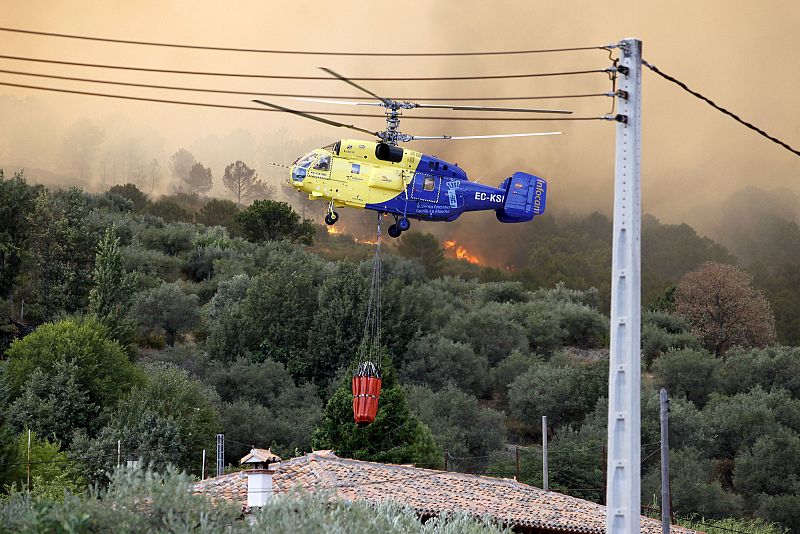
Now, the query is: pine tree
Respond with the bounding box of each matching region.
[222,160,263,205]
[89,226,137,353]
[185,162,213,195]
[311,358,442,467]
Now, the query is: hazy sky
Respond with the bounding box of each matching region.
[1,1,799,236]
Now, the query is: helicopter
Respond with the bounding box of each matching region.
[253,68,564,238]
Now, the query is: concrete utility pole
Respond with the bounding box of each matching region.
[117,440,121,468]
[605,37,643,534]
[201,449,206,480]
[660,389,671,534]
[542,416,549,491]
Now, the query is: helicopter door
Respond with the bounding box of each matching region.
[411,173,440,203]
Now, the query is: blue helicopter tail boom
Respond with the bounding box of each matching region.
[495,172,547,223]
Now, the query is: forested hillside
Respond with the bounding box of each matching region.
[1,170,799,532]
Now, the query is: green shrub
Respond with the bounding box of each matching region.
[508,359,607,431]
[406,384,506,469]
[5,318,141,418]
[652,349,719,407]
[400,334,488,396]
[642,447,742,520]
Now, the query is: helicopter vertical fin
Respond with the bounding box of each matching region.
[495,172,547,223]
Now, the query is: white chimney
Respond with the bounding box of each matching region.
[247,469,273,508]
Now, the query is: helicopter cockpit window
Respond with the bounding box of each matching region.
[313,155,331,171]
[295,154,316,169]
[423,176,436,191]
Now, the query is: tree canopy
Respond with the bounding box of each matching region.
[235,199,315,245]
[675,262,776,356]
[312,365,441,467]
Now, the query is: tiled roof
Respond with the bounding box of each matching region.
[193,470,248,505]
[194,452,701,534]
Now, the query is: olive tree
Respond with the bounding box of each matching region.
[133,282,199,345]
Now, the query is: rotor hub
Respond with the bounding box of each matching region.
[378,101,411,146]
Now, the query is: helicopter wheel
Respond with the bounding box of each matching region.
[387,224,402,238]
[397,217,411,232]
[324,211,339,226]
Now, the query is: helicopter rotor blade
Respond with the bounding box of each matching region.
[409,132,562,141]
[251,99,378,137]
[319,67,392,105]
[414,103,572,114]
[290,96,382,107]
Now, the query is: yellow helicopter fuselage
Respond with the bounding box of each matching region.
[289,139,423,209]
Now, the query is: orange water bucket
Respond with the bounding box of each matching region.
[352,374,382,424]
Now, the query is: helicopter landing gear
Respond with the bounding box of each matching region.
[387,215,410,238]
[324,202,339,226]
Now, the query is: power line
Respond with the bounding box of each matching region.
[0,26,612,57]
[642,59,800,158]
[0,80,609,121]
[0,54,612,81]
[671,514,758,534]
[0,68,612,102]
[0,436,216,469]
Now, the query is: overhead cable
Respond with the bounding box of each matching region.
[0,68,614,102]
[643,59,800,158]
[0,436,216,469]
[670,514,755,534]
[0,26,611,57]
[0,80,609,121]
[0,54,611,81]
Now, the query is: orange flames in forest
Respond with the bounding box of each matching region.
[443,240,482,265]
[325,224,379,245]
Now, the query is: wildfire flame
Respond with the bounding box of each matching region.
[324,223,381,246]
[443,240,482,265]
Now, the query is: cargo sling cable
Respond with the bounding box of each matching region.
[352,213,384,425]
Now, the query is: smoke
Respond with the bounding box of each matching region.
[1,1,798,256]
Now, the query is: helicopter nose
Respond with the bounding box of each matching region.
[291,166,307,183]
